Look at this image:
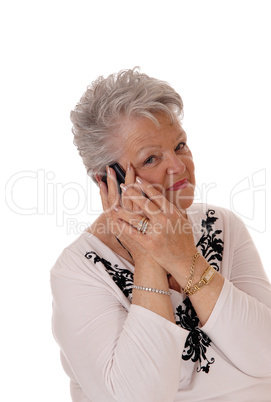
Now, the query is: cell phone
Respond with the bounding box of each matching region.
[101,163,126,195]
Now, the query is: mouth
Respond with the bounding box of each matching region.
[166,178,188,191]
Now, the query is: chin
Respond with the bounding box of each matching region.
[167,188,195,211]
[179,199,194,210]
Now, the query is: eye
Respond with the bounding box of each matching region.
[143,155,156,165]
[175,142,186,151]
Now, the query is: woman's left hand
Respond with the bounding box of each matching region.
[114,176,198,281]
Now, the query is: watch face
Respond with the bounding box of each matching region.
[185,266,216,296]
[203,266,216,283]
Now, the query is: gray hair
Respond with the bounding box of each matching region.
[70,67,184,184]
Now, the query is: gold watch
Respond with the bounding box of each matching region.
[185,265,216,296]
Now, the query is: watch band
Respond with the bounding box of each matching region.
[185,265,216,296]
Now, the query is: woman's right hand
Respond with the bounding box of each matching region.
[99,164,153,265]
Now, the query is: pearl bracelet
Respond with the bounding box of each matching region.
[132,285,172,296]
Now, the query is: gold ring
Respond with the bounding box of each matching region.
[136,217,149,234]
[141,219,149,234]
[136,218,147,231]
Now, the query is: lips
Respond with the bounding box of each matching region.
[166,178,188,191]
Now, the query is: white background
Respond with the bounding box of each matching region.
[1,1,270,400]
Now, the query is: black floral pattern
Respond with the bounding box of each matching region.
[85,251,134,298]
[175,209,224,373]
[196,209,224,271]
[85,208,224,375]
[175,299,215,373]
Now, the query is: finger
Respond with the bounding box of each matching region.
[120,183,162,219]
[114,205,145,230]
[99,180,110,212]
[106,166,121,210]
[116,217,152,245]
[135,176,172,214]
[122,162,134,211]
[128,164,143,213]
[122,164,142,212]
[99,182,128,237]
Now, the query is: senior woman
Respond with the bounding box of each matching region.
[51,68,271,401]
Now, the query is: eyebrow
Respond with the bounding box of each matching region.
[136,144,161,156]
[135,132,186,156]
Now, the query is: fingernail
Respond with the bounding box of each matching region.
[113,206,120,212]
[127,162,131,172]
[136,176,143,184]
[120,183,127,192]
[106,165,111,174]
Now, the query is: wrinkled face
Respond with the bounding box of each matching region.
[118,112,195,211]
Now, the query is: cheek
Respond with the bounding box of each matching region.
[139,169,165,184]
[184,155,195,175]
[135,168,166,192]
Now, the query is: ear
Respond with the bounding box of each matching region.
[95,173,102,183]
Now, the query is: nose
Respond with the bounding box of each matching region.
[166,153,186,175]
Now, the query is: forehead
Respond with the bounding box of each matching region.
[120,113,185,153]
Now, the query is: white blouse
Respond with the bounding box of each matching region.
[51,204,271,401]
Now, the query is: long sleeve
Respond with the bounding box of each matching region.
[51,207,271,402]
[201,212,271,377]
[51,249,188,402]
